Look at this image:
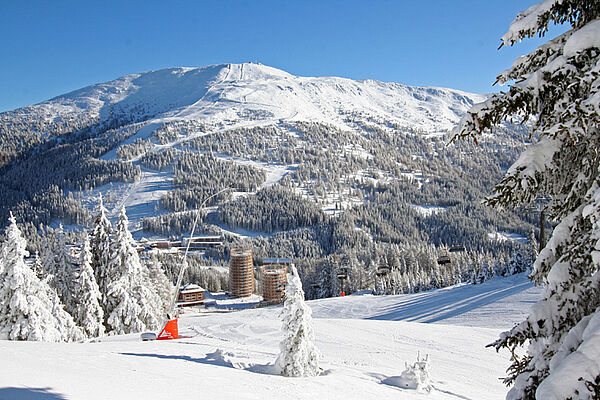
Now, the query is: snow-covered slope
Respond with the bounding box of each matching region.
[0,274,540,400]
[31,63,486,134]
[2,62,491,231]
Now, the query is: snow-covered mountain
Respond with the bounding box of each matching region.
[27,63,486,135]
[0,63,532,288]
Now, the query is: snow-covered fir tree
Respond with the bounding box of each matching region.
[106,207,161,334]
[74,233,105,338]
[91,194,114,314]
[31,252,43,279]
[526,227,538,271]
[276,265,320,377]
[453,1,600,398]
[50,225,76,315]
[40,236,57,282]
[146,257,175,316]
[0,213,83,342]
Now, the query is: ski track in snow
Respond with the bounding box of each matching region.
[71,62,486,234]
[310,273,538,329]
[2,64,523,398]
[0,273,541,400]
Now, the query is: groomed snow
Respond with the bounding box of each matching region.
[0,273,540,399]
[412,204,446,216]
[487,231,528,244]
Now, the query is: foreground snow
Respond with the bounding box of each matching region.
[0,274,540,399]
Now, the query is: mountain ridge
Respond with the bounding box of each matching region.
[0,62,533,292]
[4,63,487,137]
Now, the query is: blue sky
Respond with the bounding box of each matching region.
[0,1,566,112]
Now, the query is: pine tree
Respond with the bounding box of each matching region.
[106,207,161,334]
[74,233,105,338]
[40,235,57,283]
[146,257,175,316]
[51,225,76,315]
[506,248,528,276]
[453,2,600,398]
[275,265,320,377]
[32,252,43,279]
[0,213,83,342]
[91,194,114,314]
[526,228,538,271]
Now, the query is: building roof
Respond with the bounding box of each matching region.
[180,284,205,293]
[264,268,286,275]
[262,258,293,264]
[186,235,222,240]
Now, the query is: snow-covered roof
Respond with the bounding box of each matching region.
[187,235,222,240]
[262,258,293,265]
[263,268,286,275]
[180,284,205,293]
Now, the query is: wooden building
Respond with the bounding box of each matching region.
[260,258,291,303]
[177,284,205,307]
[229,248,255,297]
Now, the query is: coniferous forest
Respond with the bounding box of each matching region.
[0,106,541,303]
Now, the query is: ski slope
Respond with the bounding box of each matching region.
[0,273,540,400]
[32,63,485,135]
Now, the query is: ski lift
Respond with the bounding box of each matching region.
[437,255,451,265]
[449,245,465,253]
[337,267,349,297]
[140,188,230,342]
[376,265,390,277]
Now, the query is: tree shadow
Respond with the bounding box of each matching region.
[121,350,333,377]
[122,349,334,377]
[366,373,475,400]
[121,349,237,368]
[121,349,280,375]
[0,387,68,400]
[366,281,532,323]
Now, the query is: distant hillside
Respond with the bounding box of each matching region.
[0,63,537,292]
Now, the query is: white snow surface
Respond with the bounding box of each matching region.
[487,231,528,244]
[32,63,485,135]
[412,204,446,216]
[0,273,541,399]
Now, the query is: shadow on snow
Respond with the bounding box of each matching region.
[366,280,532,323]
[121,349,280,375]
[0,388,68,400]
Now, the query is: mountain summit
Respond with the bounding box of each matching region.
[0,62,529,283]
[17,63,486,136]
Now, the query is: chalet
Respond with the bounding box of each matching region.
[177,284,206,307]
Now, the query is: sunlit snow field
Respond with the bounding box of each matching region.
[0,273,540,400]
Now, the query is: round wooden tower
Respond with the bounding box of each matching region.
[262,267,287,302]
[229,248,255,297]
